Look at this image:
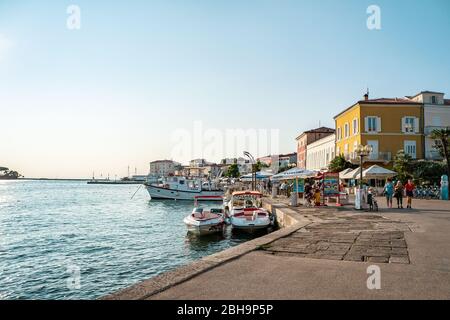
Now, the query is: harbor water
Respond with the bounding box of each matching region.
[0,180,270,300]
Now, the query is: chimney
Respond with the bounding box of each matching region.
[364,89,369,101]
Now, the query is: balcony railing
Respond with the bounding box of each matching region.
[345,152,392,163]
[426,150,443,160]
[425,126,449,135]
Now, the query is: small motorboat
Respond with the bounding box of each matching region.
[228,191,271,232]
[183,196,225,235]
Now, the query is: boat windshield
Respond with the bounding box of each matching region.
[232,195,261,208]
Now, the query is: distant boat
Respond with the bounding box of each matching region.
[145,176,224,200]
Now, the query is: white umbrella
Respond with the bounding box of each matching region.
[271,168,317,181]
[340,167,361,180]
[362,165,397,179]
[339,168,353,180]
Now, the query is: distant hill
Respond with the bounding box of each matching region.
[0,167,21,180]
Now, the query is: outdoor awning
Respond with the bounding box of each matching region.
[362,165,397,179]
[271,168,317,181]
[240,171,273,181]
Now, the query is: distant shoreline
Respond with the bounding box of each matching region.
[16,178,90,182]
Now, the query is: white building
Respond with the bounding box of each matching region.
[409,91,450,160]
[306,134,336,171]
[149,160,180,177]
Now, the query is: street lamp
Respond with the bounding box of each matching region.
[355,144,372,187]
[243,151,256,191]
[354,144,372,209]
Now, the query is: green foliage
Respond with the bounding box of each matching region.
[225,164,240,178]
[410,161,446,185]
[431,128,450,159]
[431,128,450,198]
[255,160,268,172]
[328,154,357,173]
[393,150,413,183]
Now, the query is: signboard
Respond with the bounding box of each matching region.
[323,172,339,196]
[292,179,305,193]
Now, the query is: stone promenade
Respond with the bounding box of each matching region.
[105,197,450,300]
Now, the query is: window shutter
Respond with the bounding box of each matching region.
[401,117,405,133]
[364,117,368,132]
[414,117,419,133]
[377,117,382,132]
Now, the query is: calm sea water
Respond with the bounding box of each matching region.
[0,180,268,300]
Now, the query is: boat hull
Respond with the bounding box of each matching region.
[146,184,223,200]
[230,216,271,232]
[183,216,224,235]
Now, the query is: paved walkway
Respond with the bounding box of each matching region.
[149,198,450,300]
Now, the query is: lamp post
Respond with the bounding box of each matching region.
[243,151,256,191]
[354,144,372,209]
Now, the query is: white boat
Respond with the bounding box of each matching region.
[227,191,271,232]
[145,176,224,200]
[183,196,225,235]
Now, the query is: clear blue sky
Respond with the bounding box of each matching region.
[1,0,449,178]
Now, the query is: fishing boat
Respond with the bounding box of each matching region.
[145,176,224,200]
[183,196,225,235]
[227,191,271,232]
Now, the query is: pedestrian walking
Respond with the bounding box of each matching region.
[405,179,416,209]
[394,181,404,209]
[383,178,394,208]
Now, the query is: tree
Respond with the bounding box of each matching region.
[410,161,446,185]
[431,127,450,198]
[255,160,268,172]
[225,164,240,178]
[328,155,357,173]
[393,150,413,183]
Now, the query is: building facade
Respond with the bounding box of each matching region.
[257,153,297,169]
[408,91,450,160]
[296,127,335,169]
[149,160,180,177]
[334,94,423,165]
[306,134,336,171]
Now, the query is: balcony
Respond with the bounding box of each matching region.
[347,152,392,163]
[426,150,443,160]
[425,126,449,135]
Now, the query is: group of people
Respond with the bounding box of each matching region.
[382,178,416,209]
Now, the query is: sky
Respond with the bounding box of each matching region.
[1,0,449,178]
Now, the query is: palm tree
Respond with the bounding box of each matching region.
[431,127,450,198]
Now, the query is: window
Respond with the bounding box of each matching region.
[404,140,417,159]
[344,123,349,138]
[431,96,436,104]
[403,116,418,133]
[337,127,342,141]
[405,117,415,133]
[366,116,379,132]
[353,118,358,135]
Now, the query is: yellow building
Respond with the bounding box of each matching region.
[334,93,423,165]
